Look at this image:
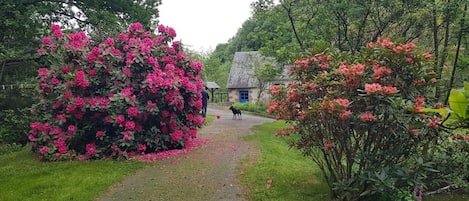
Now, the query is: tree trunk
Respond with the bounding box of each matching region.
[445,2,467,104]
[432,0,441,100]
[438,0,452,102]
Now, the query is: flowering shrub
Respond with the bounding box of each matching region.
[268,38,441,200]
[30,23,205,161]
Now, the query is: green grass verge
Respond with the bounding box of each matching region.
[0,115,214,201]
[240,121,332,201]
[0,146,145,201]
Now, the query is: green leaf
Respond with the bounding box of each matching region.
[448,89,468,120]
[416,157,423,164]
[420,108,449,118]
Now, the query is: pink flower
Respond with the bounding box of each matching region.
[104,115,112,124]
[118,33,128,41]
[111,145,119,152]
[364,83,383,94]
[61,66,70,73]
[28,134,37,142]
[115,115,125,125]
[40,146,49,154]
[190,61,202,73]
[37,48,46,56]
[171,130,183,142]
[111,48,121,56]
[55,114,67,122]
[138,144,147,152]
[158,24,167,33]
[87,69,96,76]
[423,52,432,60]
[30,122,42,131]
[122,68,132,77]
[339,110,351,120]
[52,127,63,135]
[51,24,61,31]
[51,24,63,38]
[270,85,282,96]
[105,37,115,46]
[86,143,97,156]
[96,131,105,138]
[50,78,60,85]
[38,68,48,77]
[128,22,143,33]
[53,30,63,38]
[334,98,351,108]
[42,37,52,45]
[125,121,136,130]
[121,88,133,97]
[382,86,398,95]
[124,133,132,141]
[43,123,51,133]
[167,27,177,37]
[427,118,439,128]
[127,106,139,117]
[74,97,85,108]
[360,112,378,122]
[414,96,425,104]
[67,125,76,134]
[66,104,76,112]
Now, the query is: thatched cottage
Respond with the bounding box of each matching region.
[226,51,289,103]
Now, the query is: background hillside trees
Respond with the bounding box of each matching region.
[203,0,467,104]
[0,0,161,86]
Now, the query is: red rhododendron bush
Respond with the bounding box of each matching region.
[29,23,205,161]
[268,38,444,200]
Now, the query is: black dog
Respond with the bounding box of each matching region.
[229,106,242,120]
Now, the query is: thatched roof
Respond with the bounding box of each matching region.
[226,51,289,89]
[227,51,264,89]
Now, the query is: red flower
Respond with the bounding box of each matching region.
[216,115,221,119]
[360,112,378,122]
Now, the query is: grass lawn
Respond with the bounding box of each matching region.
[240,121,332,201]
[0,146,145,201]
[0,116,330,201]
[0,115,216,201]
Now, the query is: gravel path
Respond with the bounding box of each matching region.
[95,105,274,201]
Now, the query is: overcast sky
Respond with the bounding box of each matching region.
[158,0,255,52]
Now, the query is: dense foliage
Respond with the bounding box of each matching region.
[268,38,442,200]
[29,23,205,161]
[0,1,163,147]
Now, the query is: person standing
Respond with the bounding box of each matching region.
[201,87,209,117]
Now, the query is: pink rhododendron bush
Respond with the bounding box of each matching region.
[29,23,205,161]
[268,38,444,200]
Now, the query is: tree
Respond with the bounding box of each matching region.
[247,55,283,103]
[0,0,161,84]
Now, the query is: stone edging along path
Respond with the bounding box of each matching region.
[95,105,275,201]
